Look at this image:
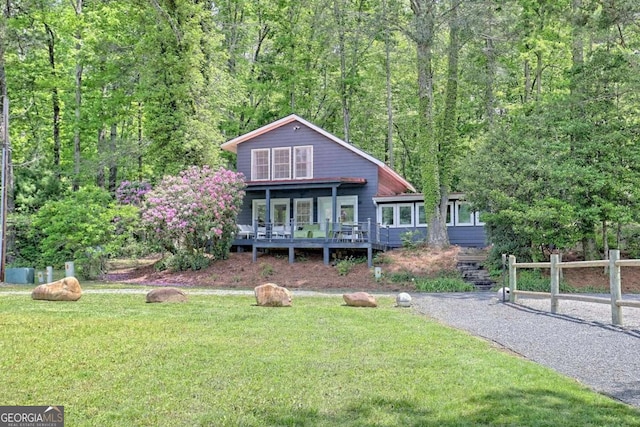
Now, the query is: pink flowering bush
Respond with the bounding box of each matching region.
[141,166,245,269]
[116,181,152,206]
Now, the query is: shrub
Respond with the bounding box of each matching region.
[400,230,425,250]
[415,274,475,292]
[115,181,152,206]
[335,256,365,276]
[141,166,245,270]
[30,187,118,274]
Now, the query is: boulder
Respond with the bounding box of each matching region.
[146,287,188,303]
[254,283,292,307]
[31,277,82,301]
[343,292,377,308]
[396,292,412,308]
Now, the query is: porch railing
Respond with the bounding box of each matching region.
[236,219,373,243]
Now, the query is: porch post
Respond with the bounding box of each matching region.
[331,185,338,223]
[265,188,271,225]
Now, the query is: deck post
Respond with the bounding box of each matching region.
[550,254,560,313]
[252,244,257,263]
[323,247,330,265]
[289,246,294,264]
[609,249,622,326]
[508,255,517,303]
[367,247,372,268]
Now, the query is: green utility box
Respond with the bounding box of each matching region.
[5,268,35,284]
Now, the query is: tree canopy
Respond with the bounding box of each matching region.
[2,0,640,265]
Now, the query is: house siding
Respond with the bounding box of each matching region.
[236,120,380,228]
[378,226,487,249]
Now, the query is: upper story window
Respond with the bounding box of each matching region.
[251,146,313,181]
[294,146,313,179]
[272,148,291,180]
[251,149,270,181]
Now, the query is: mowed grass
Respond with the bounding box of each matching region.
[1,291,639,426]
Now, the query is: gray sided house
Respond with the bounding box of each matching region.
[222,114,485,266]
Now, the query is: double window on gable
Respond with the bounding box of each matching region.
[251,146,313,181]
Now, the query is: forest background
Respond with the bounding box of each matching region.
[1,0,640,277]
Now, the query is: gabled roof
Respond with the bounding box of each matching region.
[221,114,416,193]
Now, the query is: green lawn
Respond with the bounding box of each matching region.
[0,290,639,426]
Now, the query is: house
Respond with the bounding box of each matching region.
[221,114,486,266]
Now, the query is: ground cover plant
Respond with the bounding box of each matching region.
[1,292,639,426]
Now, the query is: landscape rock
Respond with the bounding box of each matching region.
[343,292,377,308]
[254,283,292,307]
[146,287,188,303]
[31,277,82,301]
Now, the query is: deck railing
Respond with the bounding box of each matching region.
[236,219,373,243]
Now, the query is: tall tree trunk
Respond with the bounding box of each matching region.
[571,0,597,260]
[44,23,61,180]
[383,0,394,168]
[96,127,106,188]
[334,0,350,143]
[72,0,83,191]
[484,3,496,126]
[108,123,117,194]
[411,0,448,248]
[137,102,143,180]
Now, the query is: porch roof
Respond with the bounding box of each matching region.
[245,177,366,191]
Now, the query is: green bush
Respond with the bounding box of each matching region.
[387,271,415,283]
[30,187,118,272]
[415,275,475,292]
[335,256,365,276]
[515,270,575,293]
[154,251,211,272]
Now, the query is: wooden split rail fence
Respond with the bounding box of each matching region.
[507,249,640,326]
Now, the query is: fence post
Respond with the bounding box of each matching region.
[609,249,623,326]
[508,255,517,303]
[550,254,560,314]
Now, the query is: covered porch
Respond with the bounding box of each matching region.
[233,220,388,267]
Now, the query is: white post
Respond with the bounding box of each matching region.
[508,255,517,303]
[46,266,53,283]
[550,254,560,314]
[65,261,75,278]
[609,249,623,326]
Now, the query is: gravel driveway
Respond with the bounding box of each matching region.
[411,292,640,408]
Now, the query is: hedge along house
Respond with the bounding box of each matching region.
[221,114,486,267]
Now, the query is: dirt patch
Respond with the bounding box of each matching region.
[105,247,640,293]
[105,247,462,292]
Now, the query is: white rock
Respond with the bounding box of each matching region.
[496,287,510,300]
[396,292,412,307]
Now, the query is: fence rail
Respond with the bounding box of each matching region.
[507,250,640,326]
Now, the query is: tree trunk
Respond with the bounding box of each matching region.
[96,127,106,188]
[383,0,394,168]
[44,23,61,179]
[72,0,83,191]
[334,0,350,143]
[108,123,117,194]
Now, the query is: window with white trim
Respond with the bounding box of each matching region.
[294,146,313,179]
[252,198,291,226]
[455,202,474,226]
[446,202,454,226]
[318,196,358,226]
[475,211,485,226]
[251,149,270,181]
[379,205,395,226]
[294,198,313,225]
[416,203,427,226]
[398,204,414,227]
[272,147,291,180]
